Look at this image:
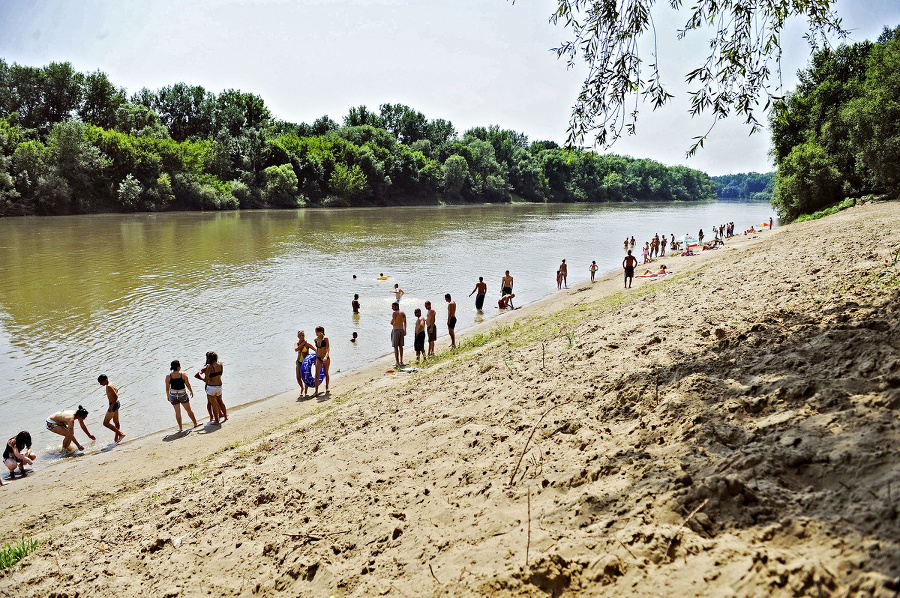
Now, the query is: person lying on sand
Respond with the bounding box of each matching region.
[46,407,95,452]
[642,265,668,277]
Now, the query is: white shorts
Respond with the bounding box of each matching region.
[4,457,19,469]
[206,385,223,397]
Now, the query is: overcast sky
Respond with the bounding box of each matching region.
[0,0,897,175]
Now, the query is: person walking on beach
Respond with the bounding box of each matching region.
[166,360,198,431]
[445,294,457,348]
[195,352,226,424]
[425,301,437,356]
[590,260,598,282]
[98,374,125,444]
[501,271,513,297]
[392,284,405,302]
[352,294,360,314]
[469,277,487,312]
[623,250,638,288]
[391,302,407,367]
[295,330,315,395]
[413,308,426,362]
[4,431,35,479]
[312,326,330,396]
[46,407,95,452]
[559,259,568,288]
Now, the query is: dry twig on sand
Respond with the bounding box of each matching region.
[617,538,637,560]
[429,562,442,584]
[526,486,532,567]
[665,498,710,560]
[509,401,574,486]
[283,530,351,542]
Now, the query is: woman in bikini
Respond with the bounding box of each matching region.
[166,360,199,431]
[195,351,227,424]
[4,431,36,480]
[312,326,330,397]
[46,407,95,452]
[294,330,316,396]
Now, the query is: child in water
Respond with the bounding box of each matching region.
[590,261,598,282]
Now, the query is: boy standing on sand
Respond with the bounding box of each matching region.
[391,302,406,367]
[623,250,638,288]
[98,374,125,443]
[425,301,437,356]
[445,294,457,348]
[414,308,426,362]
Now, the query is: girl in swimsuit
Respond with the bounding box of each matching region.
[166,360,199,431]
[46,407,95,452]
[4,431,35,480]
[195,351,227,424]
[294,330,315,396]
[312,326,330,397]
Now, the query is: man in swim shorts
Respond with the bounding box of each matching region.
[391,301,407,367]
[393,284,405,302]
[425,301,437,356]
[469,277,487,312]
[413,308,426,362]
[623,250,638,289]
[498,293,515,309]
[445,294,457,348]
[352,294,360,314]
[501,271,513,297]
[98,374,125,443]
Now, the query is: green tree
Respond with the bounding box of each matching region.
[771,140,841,222]
[263,163,300,207]
[329,162,366,202]
[79,70,126,129]
[550,0,845,153]
[442,154,469,201]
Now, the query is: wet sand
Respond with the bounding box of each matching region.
[1,200,898,597]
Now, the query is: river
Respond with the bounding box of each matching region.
[0,200,775,461]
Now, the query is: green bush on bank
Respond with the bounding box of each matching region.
[794,197,858,222]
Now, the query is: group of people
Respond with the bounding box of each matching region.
[2,351,230,483]
[293,327,331,397]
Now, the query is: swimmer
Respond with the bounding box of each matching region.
[46,407,95,452]
[166,360,199,431]
[98,374,125,443]
[4,431,35,479]
[350,331,358,343]
[352,294,360,314]
[392,283,405,302]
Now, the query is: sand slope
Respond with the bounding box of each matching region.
[1,201,899,597]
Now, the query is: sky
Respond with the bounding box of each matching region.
[0,0,897,176]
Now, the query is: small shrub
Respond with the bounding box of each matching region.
[0,536,41,570]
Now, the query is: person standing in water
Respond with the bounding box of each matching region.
[195,352,226,424]
[312,326,330,397]
[166,360,198,431]
[352,294,360,314]
[4,431,35,480]
[392,284,405,302]
[98,374,125,444]
[501,271,513,297]
[425,301,437,357]
[590,261,598,282]
[469,277,487,312]
[559,259,568,288]
[46,407,95,452]
[445,294,457,348]
[294,330,315,396]
[623,250,638,288]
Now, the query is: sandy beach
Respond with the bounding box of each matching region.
[1,201,898,597]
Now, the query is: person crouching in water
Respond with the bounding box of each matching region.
[166,360,199,431]
[196,351,227,424]
[46,407,95,452]
[3,431,36,480]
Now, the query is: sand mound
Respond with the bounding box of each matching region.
[1,201,899,597]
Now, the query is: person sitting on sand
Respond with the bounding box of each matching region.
[498,293,515,309]
[166,360,199,432]
[46,407,95,452]
[4,431,35,480]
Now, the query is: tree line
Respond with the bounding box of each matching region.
[0,59,716,216]
[770,25,900,222]
[711,172,774,201]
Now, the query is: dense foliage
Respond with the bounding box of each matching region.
[0,59,715,216]
[712,172,774,200]
[769,25,900,222]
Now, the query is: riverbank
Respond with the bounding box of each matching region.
[2,201,898,596]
